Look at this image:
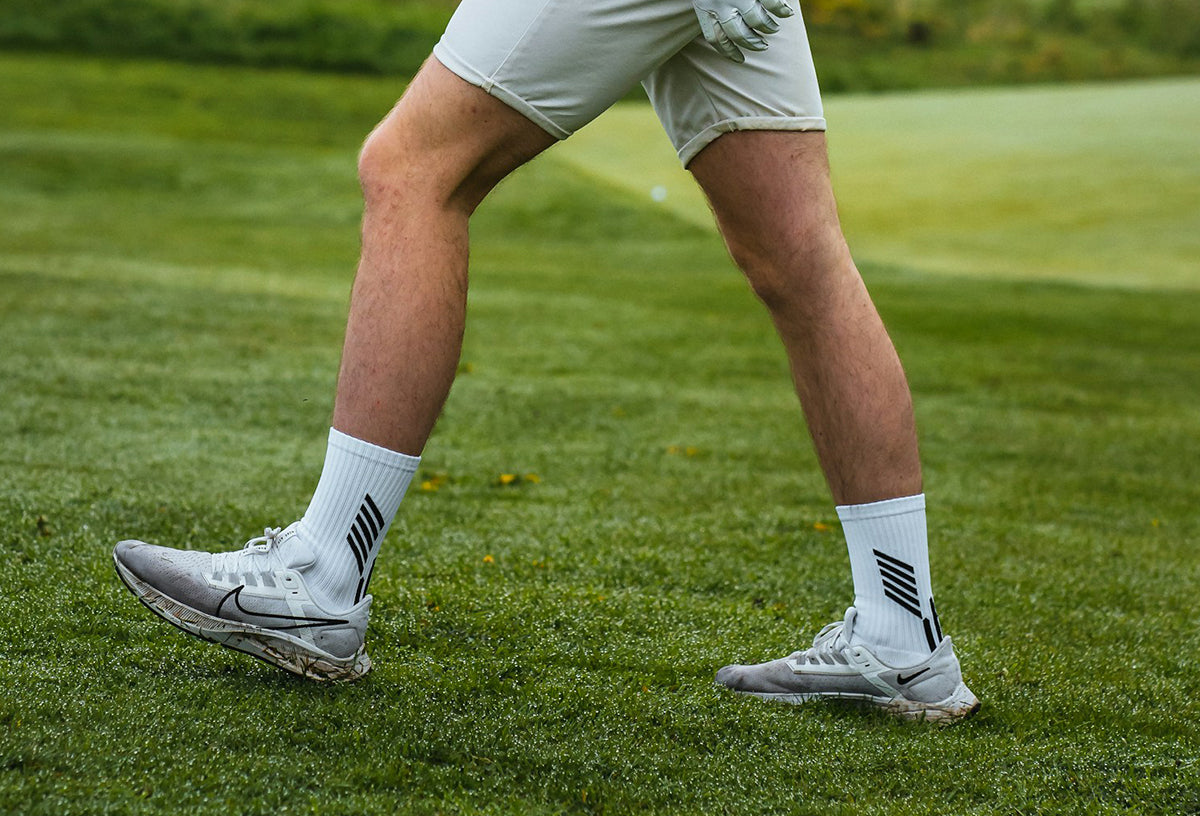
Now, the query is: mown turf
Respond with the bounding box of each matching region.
[1,54,1198,815]
[556,78,1200,290]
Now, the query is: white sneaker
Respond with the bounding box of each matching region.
[715,607,980,723]
[113,524,371,681]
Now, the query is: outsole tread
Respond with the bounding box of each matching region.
[113,553,370,682]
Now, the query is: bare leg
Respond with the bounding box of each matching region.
[332,59,556,454]
[696,131,978,708]
[689,131,920,506]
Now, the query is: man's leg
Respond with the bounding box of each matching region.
[694,131,978,721]
[334,59,557,454]
[113,60,556,681]
[691,131,917,507]
[288,58,558,613]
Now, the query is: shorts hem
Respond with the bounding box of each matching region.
[678,115,828,166]
[432,43,572,140]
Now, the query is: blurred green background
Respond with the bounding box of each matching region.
[2,0,1199,90]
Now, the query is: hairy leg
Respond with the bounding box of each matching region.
[689,131,921,505]
[332,59,556,454]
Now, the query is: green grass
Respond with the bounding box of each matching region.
[557,79,1200,290]
[2,53,1199,814]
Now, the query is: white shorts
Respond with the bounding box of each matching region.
[432,0,826,166]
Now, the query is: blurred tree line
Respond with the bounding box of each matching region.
[806,0,1200,89]
[809,0,1198,56]
[0,0,1196,89]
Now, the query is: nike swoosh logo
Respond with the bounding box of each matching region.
[896,667,932,686]
[215,585,348,631]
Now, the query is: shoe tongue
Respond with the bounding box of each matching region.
[273,526,316,569]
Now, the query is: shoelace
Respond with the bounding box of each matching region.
[212,527,283,575]
[245,527,283,552]
[792,608,858,666]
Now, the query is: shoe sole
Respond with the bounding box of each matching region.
[733,682,981,724]
[113,553,371,682]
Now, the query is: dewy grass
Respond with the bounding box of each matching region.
[1,53,1198,815]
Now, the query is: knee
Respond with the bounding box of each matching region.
[726,220,852,314]
[356,116,429,211]
[356,99,536,217]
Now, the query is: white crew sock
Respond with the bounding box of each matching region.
[295,428,419,610]
[836,493,944,666]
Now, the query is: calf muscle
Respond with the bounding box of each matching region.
[691,131,922,504]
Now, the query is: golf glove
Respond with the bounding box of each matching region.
[692,0,794,63]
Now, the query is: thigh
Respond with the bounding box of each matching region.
[689,130,843,269]
[364,60,558,209]
[644,6,826,166]
[433,0,699,140]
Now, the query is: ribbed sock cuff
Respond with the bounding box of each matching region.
[836,493,925,522]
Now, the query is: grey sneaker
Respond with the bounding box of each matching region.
[715,607,980,723]
[113,524,371,682]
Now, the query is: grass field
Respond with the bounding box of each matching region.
[557,80,1200,290]
[1,53,1199,814]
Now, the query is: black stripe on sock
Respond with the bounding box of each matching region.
[884,589,923,618]
[345,528,362,573]
[931,598,943,642]
[363,559,376,595]
[923,618,938,651]
[345,532,365,572]
[349,524,369,570]
[351,517,369,550]
[363,493,385,530]
[349,521,367,555]
[881,576,921,609]
[873,549,915,574]
[358,506,379,542]
[879,562,918,593]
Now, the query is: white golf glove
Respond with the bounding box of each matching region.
[692,0,794,63]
